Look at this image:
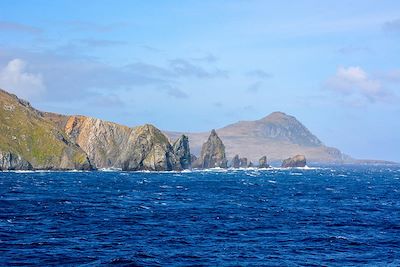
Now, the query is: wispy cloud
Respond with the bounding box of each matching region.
[65,20,126,32]
[77,39,126,47]
[169,58,228,78]
[383,18,400,32]
[336,46,371,55]
[325,66,391,103]
[247,81,263,93]
[246,69,272,79]
[0,21,42,34]
[191,54,218,63]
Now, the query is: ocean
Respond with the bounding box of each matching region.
[1,166,400,266]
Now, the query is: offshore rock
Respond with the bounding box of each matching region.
[281,154,307,168]
[193,129,227,168]
[231,155,240,168]
[239,157,248,168]
[173,135,191,169]
[258,156,269,168]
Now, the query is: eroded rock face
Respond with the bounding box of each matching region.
[65,117,181,171]
[231,155,240,168]
[258,156,269,168]
[65,116,132,168]
[0,151,32,170]
[281,155,306,168]
[117,124,177,171]
[193,129,227,168]
[173,135,191,169]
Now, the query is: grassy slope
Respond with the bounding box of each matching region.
[0,89,89,169]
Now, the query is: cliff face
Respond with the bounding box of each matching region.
[116,124,178,171]
[0,89,91,170]
[193,130,227,168]
[64,116,132,168]
[63,116,187,171]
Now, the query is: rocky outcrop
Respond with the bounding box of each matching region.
[173,135,191,169]
[193,129,227,168]
[0,151,32,170]
[258,156,269,168]
[116,124,177,171]
[64,116,183,171]
[0,89,92,170]
[231,155,240,168]
[239,157,248,168]
[281,155,307,168]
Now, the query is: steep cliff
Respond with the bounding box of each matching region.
[116,124,178,171]
[0,89,91,170]
[63,116,186,171]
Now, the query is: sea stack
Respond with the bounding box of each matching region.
[239,157,248,168]
[173,134,191,169]
[281,155,307,168]
[258,156,269,168]
[193,129,227,168]
[231,155,240,168]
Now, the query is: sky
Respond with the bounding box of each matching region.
[0,0,399,161]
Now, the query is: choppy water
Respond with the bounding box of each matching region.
[1,166,400,266]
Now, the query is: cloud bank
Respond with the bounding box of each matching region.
[0,59,45,99]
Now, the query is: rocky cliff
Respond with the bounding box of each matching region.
[62,116,188,171]
[0,89,92,170]
[193,130,227,168]
[0,88,192,171]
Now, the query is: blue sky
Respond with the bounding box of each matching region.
[0,0,399,161]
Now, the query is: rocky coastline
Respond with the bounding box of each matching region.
[1,88,309,171]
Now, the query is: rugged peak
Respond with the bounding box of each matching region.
[193,129,227,169]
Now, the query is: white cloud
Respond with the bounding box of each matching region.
[325,66,389,103]
[0,59,45,99]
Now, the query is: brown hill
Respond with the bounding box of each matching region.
[165,112,347,163]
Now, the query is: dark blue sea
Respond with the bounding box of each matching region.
[1,166,400,266]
